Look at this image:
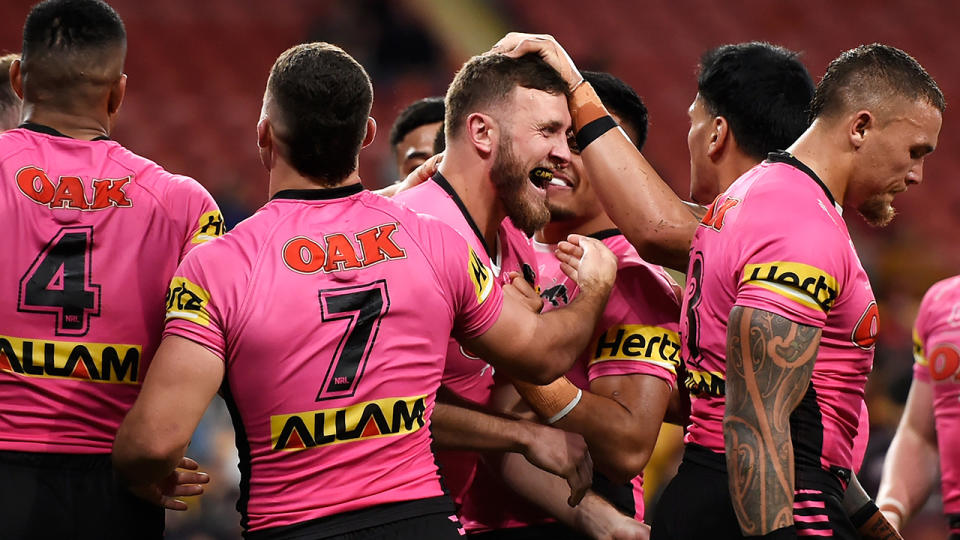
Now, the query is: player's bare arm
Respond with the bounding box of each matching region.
[113,336,224,507]
[876,375,939,531]
[430,401,593,505]
[464,235,616,384]
[515,373,670,483]
[724,306,819,536]
[491,33,698,272]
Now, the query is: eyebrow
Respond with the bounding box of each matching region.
[404,149,432,160]
[535,120,566,133]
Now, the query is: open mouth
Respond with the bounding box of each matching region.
[529,167,553,189]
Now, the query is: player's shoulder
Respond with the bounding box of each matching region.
[604,233,681,304]
[920,275,960,315]
[359,189,467,249]
[110,144,210,199]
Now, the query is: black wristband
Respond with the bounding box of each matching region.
[850,500,880,528]
[745,525,797,540]
[575,115,617,150]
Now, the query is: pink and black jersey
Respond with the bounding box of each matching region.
[0,124,221,454]
[913,276,960,520]
[394,173,538,509]
[164,184,503,534]
[680,152,877,484]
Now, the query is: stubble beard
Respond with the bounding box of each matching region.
[490,137,550,236]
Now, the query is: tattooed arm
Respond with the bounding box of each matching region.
[724,306,820,537]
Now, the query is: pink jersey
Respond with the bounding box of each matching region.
[0,124,221,454]
[164,184,503,533]
[461,230,681,530]
[913,275,960,515]
[680,152,877,482]
[395,173,539,509]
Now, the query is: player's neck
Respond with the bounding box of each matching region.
[786,123,848,206]
[437,155,504,258]
[20,104,110,141]
[537,212,615,245]
[268,160,363,198]
[717,151,763,194]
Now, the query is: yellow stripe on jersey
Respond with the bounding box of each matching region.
[468,247,494,304]
[191,210,226,244]
[270,395,427,451]
[0,334,140,384]
[165,277,213,327]
[741,261,839,313]
[591,324,681,372]
[913,327,927,366]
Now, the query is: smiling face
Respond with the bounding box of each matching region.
[847,98,942,227]
[491,86,572,234]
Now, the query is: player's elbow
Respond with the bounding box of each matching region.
[113,425,180,482]
[596,438,654,483]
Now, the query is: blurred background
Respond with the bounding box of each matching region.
[1,0,955,537]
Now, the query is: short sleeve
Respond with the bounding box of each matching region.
[586,264,681,388]
[435,226,504,340]
[165,174,225,261]
[163,246,228,360]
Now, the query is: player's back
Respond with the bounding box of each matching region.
[164,185,502,533]
[0,125,220,453]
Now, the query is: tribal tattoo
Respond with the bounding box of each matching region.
[724,306,820,536]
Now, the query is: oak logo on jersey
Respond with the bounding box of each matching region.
[468,247,493,304]
[741,261,839,313]
[684,369,725,397]
[927,343,960,382]
[165,277,212,327]
[699,197,740,232]
[852,301,879,350]
[271,395,426,451]
[191,210,225,244]
[592,324,681,373]
[17,166,133,211]
[282,223,407,274]
[0,334,140,384]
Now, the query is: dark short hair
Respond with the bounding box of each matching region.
[810,43,945,120]
[698,42,814,161]
[445,53,569,137]
[583,71,647,151]
[433,121,445,154]
[22,0,125,65]
[0,53,20,117]
[389,97,445,149]
[268,42,373,185]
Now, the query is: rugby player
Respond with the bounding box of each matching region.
[389,96,444,176]
[492,34,941,539]
[113,42,618,540]
[1,53,21,130]
[877,276,960,538]
[0,1,220,538]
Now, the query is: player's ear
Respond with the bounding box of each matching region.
[361,117,377,149]
[257,116,273,171]
[9,58,23,99]
[849,110,872,149]
[465,112,495,157]
[706,115,729,160]
[107,73,126,115]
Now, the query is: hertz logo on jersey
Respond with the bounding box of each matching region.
[468,247,493,304]
[591,324,681,374]
[165,277,212,327]
[741,261,839,313]
[191,210,225,244]
[0,334,140,384]
[271,395,426,451]
[684,369,725,397]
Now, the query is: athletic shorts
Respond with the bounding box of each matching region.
[0,450,164,540]
[468,523,588,539]
[246,496,464,539]
[949,513,960,540]
[650,443,857,540]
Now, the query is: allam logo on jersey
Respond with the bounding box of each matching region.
[282,223,407,274]
[165,277,212,327]
[468,247,493,304]
[684,369,725,397]
[591,324,681,373]
[17,166,133,210]
[0,334,140,384]
[271,395,426,451]
[191,210,225,244]
[741,261,839,313]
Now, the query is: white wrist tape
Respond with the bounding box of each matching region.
[546,388,582,424]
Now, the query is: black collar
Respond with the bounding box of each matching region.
[271,183,364,201]
[588,228,620,241]
[19,122,111,141]
[430,172,491,255]
[765,151,837,207]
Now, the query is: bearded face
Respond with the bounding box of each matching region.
[490,132,551,235]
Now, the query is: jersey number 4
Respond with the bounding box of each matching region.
[18,227,101,337]
[316,280,390,401]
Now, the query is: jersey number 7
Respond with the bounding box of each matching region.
[316,280,390,401]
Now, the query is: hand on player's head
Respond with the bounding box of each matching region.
[489,32,582,89]
[556,234,617,295]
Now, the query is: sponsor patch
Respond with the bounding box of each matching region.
[741,261,839,313]
[0,334,140,384]
[165,277,212,327]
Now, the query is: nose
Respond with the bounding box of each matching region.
[550,134,571,166]
[906,161,924,186]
